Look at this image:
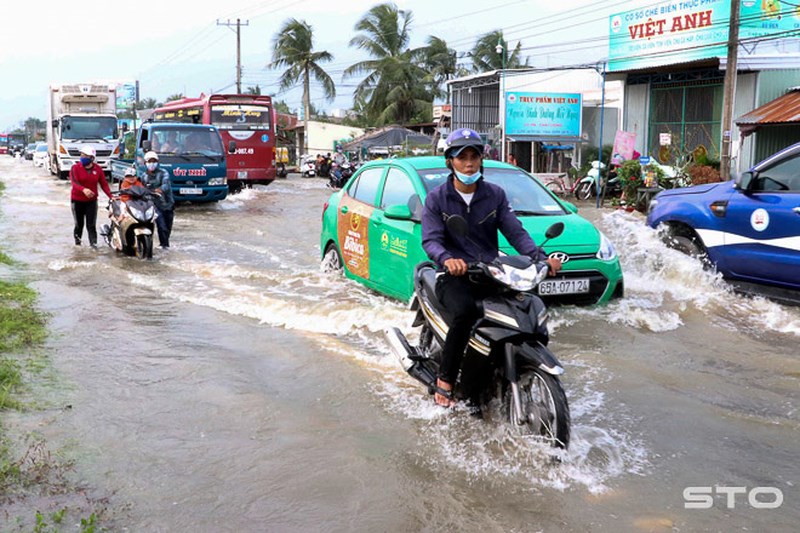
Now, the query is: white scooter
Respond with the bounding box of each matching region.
[100,185,157,259]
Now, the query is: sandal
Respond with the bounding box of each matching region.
[434,379,456,408]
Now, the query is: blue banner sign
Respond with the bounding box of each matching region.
[505,91,582,138]
[608,0,800,72]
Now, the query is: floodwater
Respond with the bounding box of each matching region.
[0,156,798,532]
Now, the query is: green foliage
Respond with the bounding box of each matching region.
[245,85,262,95]
[582,144,614,166]
[164,93,184,102]
[0,281,47,354]
[0,249,12,265]
[471,30,528,72]
[617,160,666,209]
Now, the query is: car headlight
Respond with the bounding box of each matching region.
[208,177,225,186]
[596,231,617,260]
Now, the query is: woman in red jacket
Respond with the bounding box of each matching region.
[70,146,112,247]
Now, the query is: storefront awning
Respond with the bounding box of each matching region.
[736,88,800,137]
[506,135,585,144]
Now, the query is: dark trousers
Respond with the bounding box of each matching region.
[435,274,490,402]
[155,208,174,247]
[71,199,98,245]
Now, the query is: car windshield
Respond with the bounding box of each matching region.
[151,127,224,159]
[416,167,566,215]
[61,116,117,141]
[36,145,47,152]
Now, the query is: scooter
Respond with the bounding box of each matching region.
[300,156,316,178]
[327,161,353,189]
[100,185,157,260]
[385,217,571,449]
[574,161,623,200]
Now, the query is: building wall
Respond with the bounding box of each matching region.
[299,121,364,156]
[750,70,800,164]
[733,72,757,171]
[622,82,649,155]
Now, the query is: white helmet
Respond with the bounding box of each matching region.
[124,166,137,177]
[144,151,159,161]
[79,145,96,157]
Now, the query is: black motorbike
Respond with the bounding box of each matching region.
[386,218,571,449]
[328,161,354,189]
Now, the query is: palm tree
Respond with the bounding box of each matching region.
[270,18,335,155]
[245,85,262,95]
[165,93,185,102]
[421,36,463,104]
[470,31,527,73]
[345,3,431,125]
[136,97,160,110]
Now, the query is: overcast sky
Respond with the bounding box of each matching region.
[1,0,642,131]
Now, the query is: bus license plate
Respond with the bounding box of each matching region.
[179,187,202,195]
[237,171,248,179]
[538,278,590,295]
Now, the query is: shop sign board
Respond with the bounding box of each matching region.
[505,91,582,138]
[608,0,800,72]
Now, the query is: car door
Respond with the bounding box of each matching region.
[369,166,427,300]
[336,166,386,291]
[722,154,800,289]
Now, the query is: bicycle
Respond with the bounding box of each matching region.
[543,170,575,197]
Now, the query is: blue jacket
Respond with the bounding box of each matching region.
[421,175,546,268]
[142,167,174,211]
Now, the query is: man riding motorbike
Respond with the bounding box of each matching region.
[421,128,562,410]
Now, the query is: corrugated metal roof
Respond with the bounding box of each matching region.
[736,88,800,125]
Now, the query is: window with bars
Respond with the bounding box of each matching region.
[649,83,722,163]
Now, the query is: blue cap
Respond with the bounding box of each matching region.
[445,128,484,158]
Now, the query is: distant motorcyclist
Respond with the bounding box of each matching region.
[141,151,174,249]
[421,128,562,408]
[69,145,112,247]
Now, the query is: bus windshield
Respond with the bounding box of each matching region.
[151,127,224,158]
[61,116,118,141]
[210,104,270,130]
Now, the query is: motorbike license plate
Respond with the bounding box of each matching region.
[237,171,248,179]
[538,278,590,295]
[179,187,202,195]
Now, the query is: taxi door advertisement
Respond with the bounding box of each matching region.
[337,196,374,280]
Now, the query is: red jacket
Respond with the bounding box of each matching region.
[70,163,112,202]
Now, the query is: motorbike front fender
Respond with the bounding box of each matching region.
[517,342,564,375]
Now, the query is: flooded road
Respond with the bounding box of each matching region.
[1,156,798,532]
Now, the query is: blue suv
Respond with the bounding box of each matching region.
[647,143,800,303]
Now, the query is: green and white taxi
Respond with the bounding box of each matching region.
[320,157,624,305]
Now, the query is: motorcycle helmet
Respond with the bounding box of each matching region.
[144,151,159,161]
[79,145,96,157]
[124,166,137,177]
[444,128,484,159]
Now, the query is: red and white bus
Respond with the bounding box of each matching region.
[153,94,276,192]
[0,133,8,155]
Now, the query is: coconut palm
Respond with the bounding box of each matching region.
[270,18,335,154]
[421,36,464,103]
[345,3,431,125]
[164,93,185,102]
[470,30,527,73]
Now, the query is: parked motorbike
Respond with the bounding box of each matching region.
[277,162,288,178]
[300,156,316,178]
[573,161,623,200]
[385,217,571,449]
[100,185,157,260]
[327,161,353,189]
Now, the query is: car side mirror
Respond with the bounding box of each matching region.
[736,170,754,191]
[406,194,423,222]
[142,140,152,151]
[562,200,578,214]
[384,204,413,220]
[228,141,237,154]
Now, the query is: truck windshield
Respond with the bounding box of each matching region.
[210,104,270,130]
[61,116,118,141]
[152,127,224,158]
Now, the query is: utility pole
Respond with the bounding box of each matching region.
[720,0,740,181]
[217,18,249,93]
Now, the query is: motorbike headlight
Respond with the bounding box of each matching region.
[488,262,547,291]
[128,205,145,221]
[145,206,155,220]
[596,231,617,261]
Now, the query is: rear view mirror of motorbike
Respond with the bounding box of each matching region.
[545,222,565,240]
[446,215,469,237]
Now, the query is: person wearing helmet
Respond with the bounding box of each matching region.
[69,145,112,247]
[421,128,562,410]
[118,166,144,203]
[141,151,174,248]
